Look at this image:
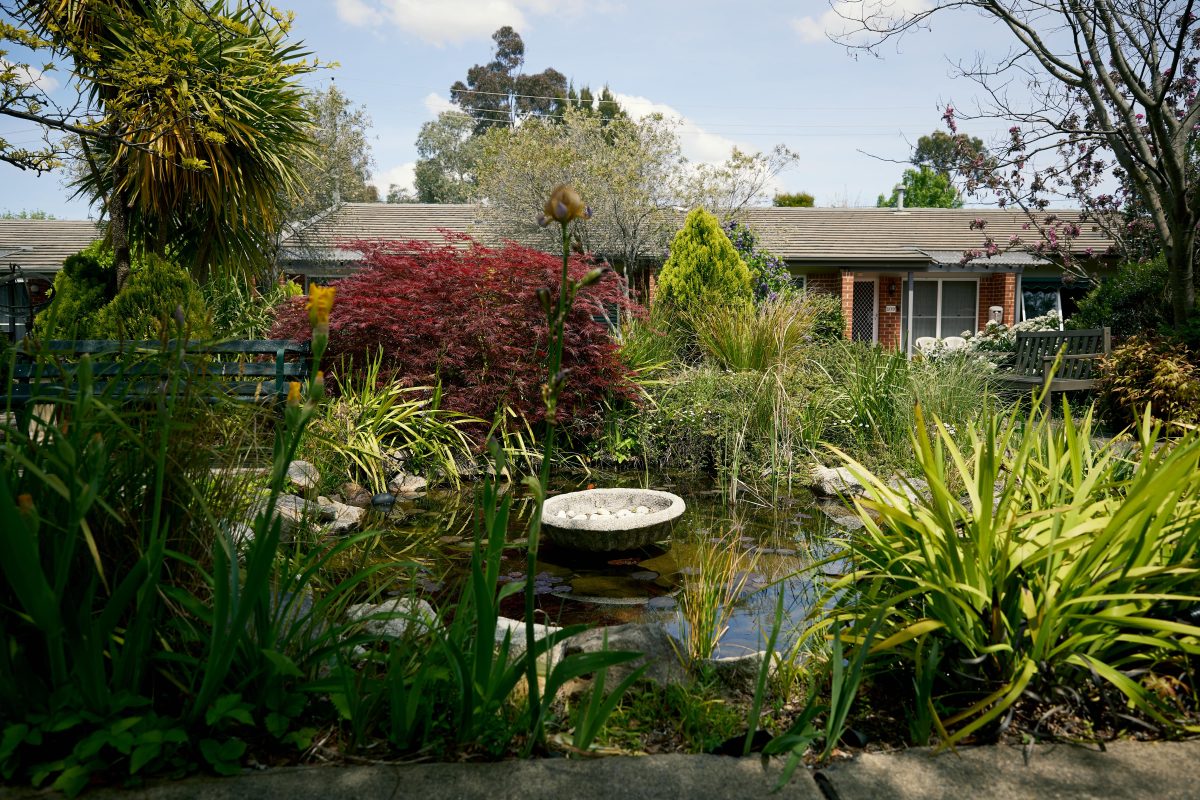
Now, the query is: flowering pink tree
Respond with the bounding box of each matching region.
[838,0,1200,324]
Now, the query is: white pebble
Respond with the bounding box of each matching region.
[595,508,611,516]
[556,510,567,518]
[635,506,650,514]
[615,509,631,518]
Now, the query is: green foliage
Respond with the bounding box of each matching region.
[877,166,963,208]
[1097,336,1200,428]
[656,208,752,316]
[911,130,987,177]
[449,26,567,135]
[37,246,209,340]
[805,291,845,342]
[824,403,1200,748]
[33,245,115,338]
[772,192,814,207]
[414,110,481,203]
[1070,256,1171,339]
[288,85,378,222]
[94,253,210,339]
[0,210,56,219]
[203,276,301,340]
[300,350,477,493]
[690,296,824,372]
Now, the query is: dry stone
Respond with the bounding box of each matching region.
[388,471,428,497]
[807,466,865,498]
[286,460,321,492]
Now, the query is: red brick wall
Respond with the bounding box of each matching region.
[840,271,855,340]
[978,273,1017,329]
[805,271,840,296]
[877,275,902,349]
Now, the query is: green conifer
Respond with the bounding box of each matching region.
[656,208,752,315]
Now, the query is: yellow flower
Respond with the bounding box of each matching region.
[286,381,302,407]
[307,284,336,328]
[538,184,591,227]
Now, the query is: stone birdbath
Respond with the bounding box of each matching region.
[542,488,686,552]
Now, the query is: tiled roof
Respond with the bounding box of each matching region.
[280,203,492,262]
[741,207,1112,264]
[282,203,1115,269]
[0,220,104,273]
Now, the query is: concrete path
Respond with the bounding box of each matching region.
[2,741,1196,799]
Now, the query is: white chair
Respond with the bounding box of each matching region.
[914,336,938,353]
[941,336,968,351]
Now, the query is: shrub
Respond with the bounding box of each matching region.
[825,404,1200,746]
[204,275,302,339]
[804,291,844,342]
[1070,255,1170,339]
[723,221,796,302]
[656,208,752,316]
[1097,335,1200,428]
[269,237,635,437]
[35,245,209,339]
[94,253,210,339]
[33,244,115,337]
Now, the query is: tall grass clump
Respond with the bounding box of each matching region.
[302,349,478,492]
[690,296,820,372]
[678,531,763,661]
[819,400,1200,747]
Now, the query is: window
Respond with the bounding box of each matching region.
[902,278,978,343]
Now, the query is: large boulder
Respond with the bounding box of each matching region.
[561,623,689,688]
[339,481,373,508]
[807,465,865,498]
[325,500,365,535]
[346,597,438,640]
[494,617,564,669]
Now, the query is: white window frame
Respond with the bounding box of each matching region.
[906,276,980,340]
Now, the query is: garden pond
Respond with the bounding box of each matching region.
[368,474,849,659]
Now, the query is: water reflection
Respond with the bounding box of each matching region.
[377,474,844,658]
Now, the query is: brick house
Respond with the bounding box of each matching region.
[739,207,1113,354]
[1,206,1114,353]
[283,203,1114,355]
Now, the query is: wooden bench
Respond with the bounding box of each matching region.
[6,339,312,410]
[998,327,1111,412]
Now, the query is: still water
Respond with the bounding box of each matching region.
[376,474,847,659]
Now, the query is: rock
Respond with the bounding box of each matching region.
[346,598,438,640]
[339,482,373,508]
[886,475,932,503]
[388,471,428,497]
[561,623,689,688]
[815,500,865,533]
[494,617,564,669]
[807,465,865,498]
[226,521,256,545]
[286,460,321,492]
[371,492,397,510]
[705,650,779,696]
[249,493,331,538]
[324,500,365,534]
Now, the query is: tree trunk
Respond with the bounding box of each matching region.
[1166,216,1197,326]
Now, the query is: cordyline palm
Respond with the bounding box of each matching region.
[39,0,315,283]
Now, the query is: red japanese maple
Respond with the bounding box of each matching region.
[270,236,637,438]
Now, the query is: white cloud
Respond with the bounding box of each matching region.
[423,92,456,116]
[334,0,600,45]
[0,59,59,93]
[792,0,931,44]
[371,161,417,196]
[613,93,738,165]
[334,0,384,27]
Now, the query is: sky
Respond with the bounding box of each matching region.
[0,0,1031,220]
